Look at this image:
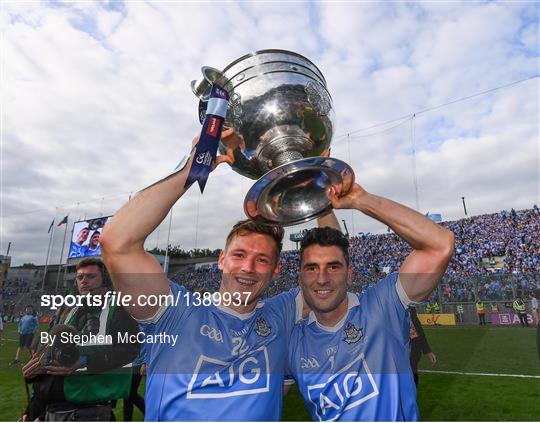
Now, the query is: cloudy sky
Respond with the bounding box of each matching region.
[2,1,538,266]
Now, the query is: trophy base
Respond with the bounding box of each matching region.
[244,157,355,227]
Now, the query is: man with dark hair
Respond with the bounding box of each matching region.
[287,183,454,421]
[11,304,38,365]
[22,258,139,421]
[300,226,350,262]
[75,256,105,272]
[101,129,303,421]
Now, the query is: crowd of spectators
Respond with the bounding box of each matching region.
[2,278,33,299]
[172,207,540,303]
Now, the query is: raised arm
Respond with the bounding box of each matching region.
[101,129,238,319]
[100,152,193,319]
[329,184,454,302]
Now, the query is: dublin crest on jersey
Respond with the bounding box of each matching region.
[255,318,271,337]
[343,322,363,344]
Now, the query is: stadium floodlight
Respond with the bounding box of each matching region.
[341,220,350,237]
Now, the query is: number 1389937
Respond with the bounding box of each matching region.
[184,291,252,307]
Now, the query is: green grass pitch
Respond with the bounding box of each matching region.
[1,324,538,421]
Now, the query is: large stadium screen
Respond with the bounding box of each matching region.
[68,216,111,259]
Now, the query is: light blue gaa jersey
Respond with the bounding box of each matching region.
[141,282,301,421]
[19,314,39,334]
[83,245,101,256]
[68,242,85,258]
[288,273,418,421]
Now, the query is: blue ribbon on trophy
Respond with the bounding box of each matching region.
[184,84,229,192]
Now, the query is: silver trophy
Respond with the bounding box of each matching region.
[191,49,354,226]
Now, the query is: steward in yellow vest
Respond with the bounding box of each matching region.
[513,296,529,327]
[475,301,485,313]
[513,298,526,313]
[476,300,486,325]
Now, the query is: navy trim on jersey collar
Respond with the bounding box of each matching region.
[307,292,360,332]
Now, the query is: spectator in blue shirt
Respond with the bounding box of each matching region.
[11,305,38,365]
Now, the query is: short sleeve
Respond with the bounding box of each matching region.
[360,273,411,343]
[264,287,302,336]
[138,281,190,335]
[284,352,297,386]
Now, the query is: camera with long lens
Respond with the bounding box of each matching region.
[35,324,80,369]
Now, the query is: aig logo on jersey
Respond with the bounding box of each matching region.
[187,347,270,398]
[306,353,379,421]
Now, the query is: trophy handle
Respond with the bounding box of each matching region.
[191,66,233,101]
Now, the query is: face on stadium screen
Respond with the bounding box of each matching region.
[89,232,100,248]
[77,228,90,244]
[218,232,280,308]
[300,244,351,314]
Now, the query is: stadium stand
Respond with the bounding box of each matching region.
[172,207,540,308]
[174,206,540,294]
[2,207,539,319]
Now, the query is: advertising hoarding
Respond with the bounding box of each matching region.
[417,313,456,326]
[491,312,534,325]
